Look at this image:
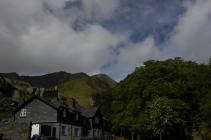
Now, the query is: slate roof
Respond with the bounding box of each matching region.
[14,96,87,114]
[81,107,99,118]
[13,96,59,113]
[14,95,101,119]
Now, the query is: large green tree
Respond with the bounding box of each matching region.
[94,58,211,140]
[147,97,189,140]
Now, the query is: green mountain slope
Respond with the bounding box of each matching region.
[59,74,117,107]
[59,76,94,107]
[0,72,116,109]
[0,76,33,118]
[0,71,88,87]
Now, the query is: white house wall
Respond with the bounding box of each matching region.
[31,124,40,137]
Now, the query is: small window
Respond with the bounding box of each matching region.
[94,129,97,137]
[76,113,79,120]
[63,110,67,118]
[20,109,27,117]
[88,130,91,136]
[62,126,67,136]
[68,126,71,136]
[41,125,51,136]
[95,117,99,124]
[74,128,79,137]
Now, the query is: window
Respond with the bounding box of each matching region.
[74,128,79,137]
[62,126,67,136]
[94,129,96,137]
[41,125,51,136]
[20,109,27,117]
[76,113,79,120]
[63,110,67,118]
[95,117,99,124]
[68,126,71,136]
[88,130,91,136]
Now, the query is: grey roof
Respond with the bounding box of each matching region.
[15,95,100,118]
[81,107,99,118]
[41,96,80,112]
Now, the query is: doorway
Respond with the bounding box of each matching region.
[52,127,56,138]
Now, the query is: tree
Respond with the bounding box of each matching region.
[147,97,188,140]
[95,58,211,139]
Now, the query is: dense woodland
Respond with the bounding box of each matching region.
[94,58,211,140]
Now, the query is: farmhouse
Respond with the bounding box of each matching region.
[13,89,112,140]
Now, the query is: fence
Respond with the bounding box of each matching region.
[81,135,113,140]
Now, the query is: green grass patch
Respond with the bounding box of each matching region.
[0,112,13,119]
[5,78,31,89]
[58,77,94,107]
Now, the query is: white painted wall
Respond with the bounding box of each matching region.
[31,124,41,137]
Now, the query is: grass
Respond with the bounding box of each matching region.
[58,77,94,107]
[5,78,31,89]
[0,112,13,119]
[192,131,203,140]
[0,95,14,119]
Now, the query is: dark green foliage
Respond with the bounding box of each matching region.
[95,58,211,140]
[199,91,211,127]
[93,89,113,118]
[0,76,15,96]
[0,95,15,118]
[147,97,190,140]
[0,77,15,118]
[0,76,32,119]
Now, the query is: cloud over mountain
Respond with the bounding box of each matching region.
[0,0,124,75]
[0,0,210,80]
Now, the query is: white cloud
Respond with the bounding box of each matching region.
[44,0,66,10]
[168,0,211,62]
[107,0,211,80]
[81,0,120,21]
[20,21,126,74]
[0,0,211,81]
[0,0,125,75]
[103,37,161,81]
[117,37,160,68]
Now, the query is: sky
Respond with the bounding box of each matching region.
[0,0,211,81]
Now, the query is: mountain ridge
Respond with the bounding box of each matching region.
[0,71,117,110]
[0,71,89,87]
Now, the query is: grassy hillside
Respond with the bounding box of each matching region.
[59,76,94,107]
[5,78,31,89]
[92,74,117,88]
[0,71,88,87]
[0,95,15,118]
[0,76,33,119]
[59,74,116,107]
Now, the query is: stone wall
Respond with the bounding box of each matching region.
[0,122,31,140]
